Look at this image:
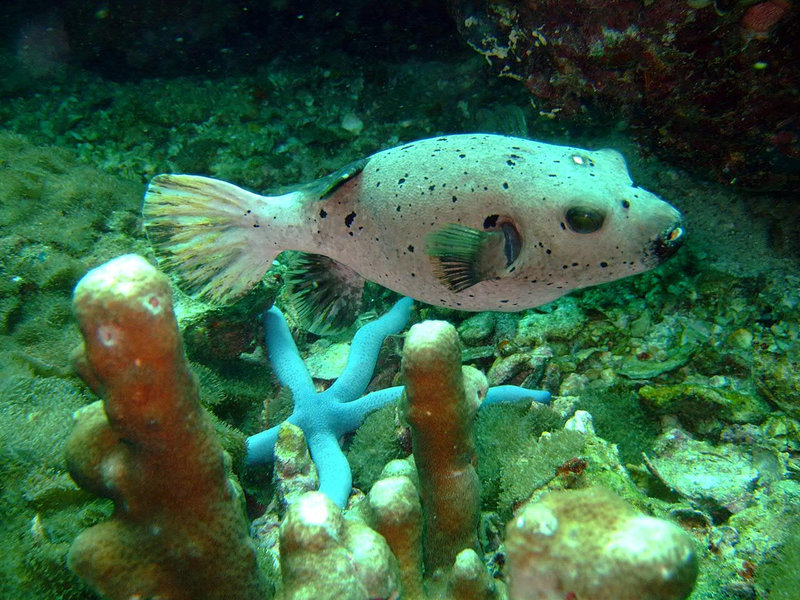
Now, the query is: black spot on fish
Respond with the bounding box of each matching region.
[484,214,500,228]
[452,196,458,202]
[548,174,557,177]
[396,205,401,212]
[500,299,509,304]
[376,182,381,187]
[428,185,435,191]
[319,209,327,218]
[502,182,509,189]
[398,178,406,184]
[506,159,516,166]
[459,154,466,158]
[345,212,356,227]
[546,249,552,254]
[245,209,252,215]
[253,223,260,228]
[622,200,630,208]
[560,222,566,230]
[408,245,415,252]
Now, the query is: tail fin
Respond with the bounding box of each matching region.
[143,174,275,305]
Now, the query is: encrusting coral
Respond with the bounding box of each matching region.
[505,487,698,600]
[65,254,268,600]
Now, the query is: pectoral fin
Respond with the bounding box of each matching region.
[425,222,521,292]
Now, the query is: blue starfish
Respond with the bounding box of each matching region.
[245,297,551,507]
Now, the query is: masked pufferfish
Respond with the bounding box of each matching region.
[143,133,684,333]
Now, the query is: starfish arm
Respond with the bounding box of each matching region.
[307,432,352,508]
[329,297,413,401]
[334,386,404,435]
[264,306,316,397]
[484,385,551,406]
[244,424,281,466]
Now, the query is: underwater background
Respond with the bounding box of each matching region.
[1,1,799,599]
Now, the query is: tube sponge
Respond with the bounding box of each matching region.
[400,320,483,573]
[65,254,268,600]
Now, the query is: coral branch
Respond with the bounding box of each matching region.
[65,254,267,600]
[401,320,483,573]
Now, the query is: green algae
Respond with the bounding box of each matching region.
[0,375,98,599]
[348,403,406,492]
[475,401,563,509]
[576,389,661,465]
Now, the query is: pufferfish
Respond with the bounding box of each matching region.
[143,133,684,333]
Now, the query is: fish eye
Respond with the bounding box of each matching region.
[565,206,605,234]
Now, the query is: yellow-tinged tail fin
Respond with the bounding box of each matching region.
[142,174,274,305]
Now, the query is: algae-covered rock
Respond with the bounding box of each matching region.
[645,428,759,517]
[514,297,586,345]
[639,381,771,426]
[497,413,649,519]
[618,345,694,379]
[753,350,800,418]
[458,311,496,346]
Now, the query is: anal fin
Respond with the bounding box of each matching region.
[283,252,365,335]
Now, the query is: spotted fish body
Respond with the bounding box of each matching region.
[143,134,684,327]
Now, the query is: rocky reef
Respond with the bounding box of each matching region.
[449,0,800,191]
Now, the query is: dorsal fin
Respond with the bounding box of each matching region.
[303,158,369,202]
[283,252,365,335]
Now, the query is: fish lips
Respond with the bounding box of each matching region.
[652,220,686,263]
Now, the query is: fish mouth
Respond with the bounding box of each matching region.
[652,220,685,263]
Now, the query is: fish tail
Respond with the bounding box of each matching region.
[143,174,276,305]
